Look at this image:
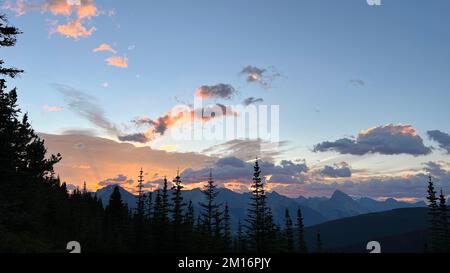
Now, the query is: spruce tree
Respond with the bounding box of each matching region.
[223,203,232,252]
[438,189,449,252]
[284,208,294,252]
[171,171,186,249]
[316,231,323,253]
[199,169,221,239]
[245,159,275,252]
[426,175,440,252]
[296,207,308,253]
[0,15,23,77]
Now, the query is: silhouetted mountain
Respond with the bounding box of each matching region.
[93,186,328,230]
[294,190,425,220]
[94,185,137,209]
[304,207,429,252]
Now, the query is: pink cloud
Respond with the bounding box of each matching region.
[93,43,117,54]
[105,56,128,68]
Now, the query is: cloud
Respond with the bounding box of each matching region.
[40,133,211,191]
[53,84,120,136]
[320,162,352,178]
[427,130,450,154]
[195,84,237,99]
[202,138,289,162]
[5,0,100,39]
[98,174,134,186]
[43,105,63,112]
[349,79,365,87]
[54,18,96,38]
[105,56,128,68]
[121,104,238,143]
[180,156,308,185]
[313,124,431,156]
[93,43,116,54]
[240,65,280,88]
[243,97,264,106]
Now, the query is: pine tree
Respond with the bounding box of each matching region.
[135,168,145,217]
[284,208,294,252]
[171,170,186,249]
[316,231,323,253]
[0,15,23,78]
[296,207,308,253]
[223,203,232,252]
[199,169,221,239]
[235,219,247,253]
[105,186,131,252]
[161,176,170,224]
[438,189,449,252]
[426,175,440,252]
[133,168,146,252]
[245,159,275,252]
[145,191,153,221]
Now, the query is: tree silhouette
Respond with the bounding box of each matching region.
[316,231,323,253]
[296,207,308,253]
[284,209,294,252]
[426,175,440,252]
[223,203,232,252]
[199,169,221,250]
[245,159,275,252]
[0,15,23,78]
[438,189,449,252]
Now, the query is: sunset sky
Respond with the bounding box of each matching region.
[2,0,450,201]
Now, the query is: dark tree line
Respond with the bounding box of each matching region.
[426,175,450,252]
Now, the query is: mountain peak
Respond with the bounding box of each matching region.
[330,190,353,202]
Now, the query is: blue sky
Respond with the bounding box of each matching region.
[2,0,450,198]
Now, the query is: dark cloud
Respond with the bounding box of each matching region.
[243,97,264,106]
[195,84,237,99]
[428,130,450,154]
[349,79,365,87]
[321,162,352,178]
[118,133,149,143]
[180,156,308,184]
[240,65,280,88]
[53,84,120,136]
[98,174,134,186]
[314,124,431,156]
[202,138,289,162]
[60,129,97,136]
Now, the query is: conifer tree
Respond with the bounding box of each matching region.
[296,207,308,253]
[438,189,449,252]
[200,169,221,238]
[161,176,170,224]
[223,203,232,251]
[171,171,186,249]
[145,191,153,221]
[284,208,294,252]
[245,159,275,252]
[426,175,440,251]
[316,231,322,253]
[0,15,23,77]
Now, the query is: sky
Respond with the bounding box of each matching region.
[2,0,450,200]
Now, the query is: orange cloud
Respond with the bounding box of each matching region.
[55,19,96,38]
[105,56,128,68]
[93,43,117,54]
[77,3,98,19]
[43,105,64,112]
[4,0,100,39]
[40,133,211,191]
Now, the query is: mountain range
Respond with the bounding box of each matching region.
[93,185,425,230]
